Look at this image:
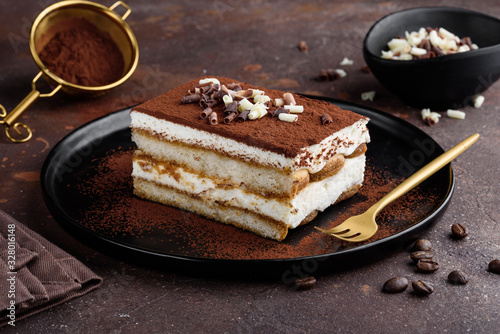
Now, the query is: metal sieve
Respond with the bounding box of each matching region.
[0,0,139,143]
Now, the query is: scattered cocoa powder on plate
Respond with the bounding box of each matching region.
[73,148,438,260]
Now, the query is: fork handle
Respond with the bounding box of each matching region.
[369,133,480,216]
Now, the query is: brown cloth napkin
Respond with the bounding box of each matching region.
[0,210,102,326]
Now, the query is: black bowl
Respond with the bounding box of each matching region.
[363,7,500,109]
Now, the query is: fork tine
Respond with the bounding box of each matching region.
[315,224,351,234]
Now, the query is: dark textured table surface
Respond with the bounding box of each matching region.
[1,0,499,333]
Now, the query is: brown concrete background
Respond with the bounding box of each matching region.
[1,0,499,332]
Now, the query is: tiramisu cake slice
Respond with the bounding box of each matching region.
[130,77,370,241]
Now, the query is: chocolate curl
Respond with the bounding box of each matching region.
[234,89,253,100]
[224,101,238,115]
[200,107,213,119]
[200,94,220,109]
[431,45,445,56]
[181,93,201,104]
[213,86,228,100]
[224,112,238,124]
[236,110,250,122]
[195,81,212,89]
[418,39,431,52]
[226,83,242,91]
[204,84,219,95]
[316,69,340,81]
[209,111,218,125]
[283,92,296,106]
[321,114,333,125]
[271,107,289,117]
[460,36,473,48]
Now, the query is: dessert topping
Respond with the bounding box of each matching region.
[447,109,466,120]
[473,95,485,108]
[182,78,306,125]
[321,114,333,125]
[224,112,238,124]
[209,111,218,125]
[361,91,376,102]
[279,113,298,123]
[284,105,304,114]
[382,27,478,60]
[421,108,441,126]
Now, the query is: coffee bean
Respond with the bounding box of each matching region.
[487,259,500,274]
[294,276,316,290]
[451,223,468,239]
[382,276,408,293]
[412,280,434,295]
[417,259,439,273]
[410,251,433,263]
[448,270,469,285]
[412,239,432,252]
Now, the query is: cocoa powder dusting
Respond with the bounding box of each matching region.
[73,148,439,260]
[38,18,124,87]
[134,77,368,158]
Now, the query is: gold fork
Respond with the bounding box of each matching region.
[316,133,480,242]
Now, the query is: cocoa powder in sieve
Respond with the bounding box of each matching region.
[38,18,124,87]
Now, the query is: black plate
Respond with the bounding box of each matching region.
[41,98,454,278]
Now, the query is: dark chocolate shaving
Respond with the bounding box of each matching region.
[234,89,253,100]
[431,45,445,56]
[224,101,238,114]
[213,88,227,100]
[224,111,238,124]
[209,111,218,125]
[200,107,213,119]
[195,81,212,88]
[321,113,333,125]
[461,37,472,48]
[236,110,249,122]
[316,69,340,81]
[200,94,220,109]
[181,94,201,104]
[271,107,289,117]
[226,83,242,91]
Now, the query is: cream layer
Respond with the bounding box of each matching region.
[130,110,370,174]
[132,154,366,229]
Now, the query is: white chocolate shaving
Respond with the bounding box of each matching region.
[199,78,220,86]
[335,69,347,78]
[411,47,427,56]
[458,45,470,52]
[274,98,285,107]
[381,50,394,59]
[278,113,298,122]
[250,89,265,98]
[447,109,465,119]
[421,108,441,124]
[473,95,485,108]
[399,53,413,60]
[284,105,304,113]
[253,94,271,104]
[223,94,233,105]
[248,103,268,120]
[439,27,459,42]
[382,27,478,60]
[339,57,354,66]
[238,98,254,112]
[361,91,376,101]
[388,38,409,51]
[429,30,443,48]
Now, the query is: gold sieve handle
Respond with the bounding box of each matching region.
[109,1,132,20]
[0,71,61,143]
